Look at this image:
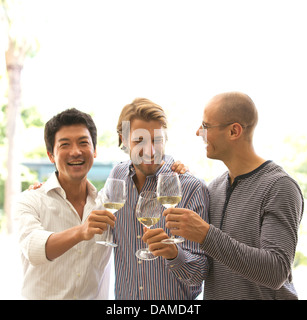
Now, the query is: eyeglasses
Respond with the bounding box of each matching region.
[201,121,234,131]
[201,121,249,131]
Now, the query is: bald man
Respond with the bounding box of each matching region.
[163,92,304,300]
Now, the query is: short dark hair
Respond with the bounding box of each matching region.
[44,108,97,154]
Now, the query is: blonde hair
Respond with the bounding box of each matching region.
[117,98,168,149]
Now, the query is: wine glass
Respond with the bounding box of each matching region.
[135,191,161,261]
[157,172,184,244]
[96,178,126,247]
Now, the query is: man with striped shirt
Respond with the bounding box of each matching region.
[164,92,304,299]
[15,109,114,299]
[109,98,209,299]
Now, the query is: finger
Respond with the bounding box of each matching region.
[92,210,116,221]
[165,214,184,222]
[89,214,116,228]
[171,160,181,170]
[163,208,191,217]
[148,242,168,252]
[149,244,178,260]
[88,220,109,232]
[92,227,104,234]
[142,228,164,242]
[180,166,189,174]
[145,232,169,244]
[165,221,181,230]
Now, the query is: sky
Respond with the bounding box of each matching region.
[2,0,307,180]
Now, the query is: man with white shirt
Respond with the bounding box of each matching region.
[15,108,115,299]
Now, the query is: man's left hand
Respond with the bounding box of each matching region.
[142,228,178,260]
[171,160,189,174]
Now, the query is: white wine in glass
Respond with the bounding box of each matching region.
[135,191,161,261]
[96,178,126,247]
[157,172,184,244]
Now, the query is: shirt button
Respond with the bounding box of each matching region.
[137,235,141,239]
[138,260,142,264]
[139,286,143,290]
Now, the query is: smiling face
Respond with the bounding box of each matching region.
[197,97,231,161]
[47,124,97,185]
[128,118,166,177]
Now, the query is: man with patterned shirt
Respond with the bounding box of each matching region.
[109,98,209,299]
[163,92,304,300]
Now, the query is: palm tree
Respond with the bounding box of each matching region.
[1,0,39,233]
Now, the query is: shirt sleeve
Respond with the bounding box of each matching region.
[165,179,210,286]
[201,176,303,290]
[15,192,54,266]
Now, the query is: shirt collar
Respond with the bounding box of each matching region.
[227,160,272,185]
[44,172,97,200]
[128,154,175,180]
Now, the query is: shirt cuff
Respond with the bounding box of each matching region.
[24,230,54,266]
[165,245,186,270]
[200,224,218,255]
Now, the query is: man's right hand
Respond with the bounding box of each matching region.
[46,210,116,261]
[80,210,116,241]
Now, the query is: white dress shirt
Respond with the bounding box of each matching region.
[14,172,112,300]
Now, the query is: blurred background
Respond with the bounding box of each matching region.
[0,0,306,299]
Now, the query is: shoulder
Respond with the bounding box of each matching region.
[180,172,209,194]
[108,160,131,179]
[208,171,228,191]
[15,186,48,217]
[16,173,58,207]
[264,163,304,201]
[262,162,303,194]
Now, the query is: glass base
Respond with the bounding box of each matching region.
[161,236,185,244]
[135,248,158,261]
[96,240,118,248]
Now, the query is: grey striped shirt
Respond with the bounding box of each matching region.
[201,161,304,300]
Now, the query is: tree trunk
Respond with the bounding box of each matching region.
[4,41,24,234]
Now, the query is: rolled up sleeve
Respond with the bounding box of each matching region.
[15,192,54,266]
[22,230,54,266]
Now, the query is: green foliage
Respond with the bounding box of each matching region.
[0,104,44,144]
[24,145,47,159]
[0,209,6,233]
[90,180,106,192]
[282,134,307,199]
[21,106,44,128]
[294,251,307,268]
[98,130,117,148]
[0,178,4,211]
[0,105,6,144]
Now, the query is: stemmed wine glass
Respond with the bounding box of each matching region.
[135,191,161,261]
[96,178,126,247]
[157,172,184,244]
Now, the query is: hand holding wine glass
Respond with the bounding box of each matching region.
[135,191,161,261]
[157,172,184,244]
[96,178,126,247]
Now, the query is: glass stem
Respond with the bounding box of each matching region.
[105,224,112,242]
